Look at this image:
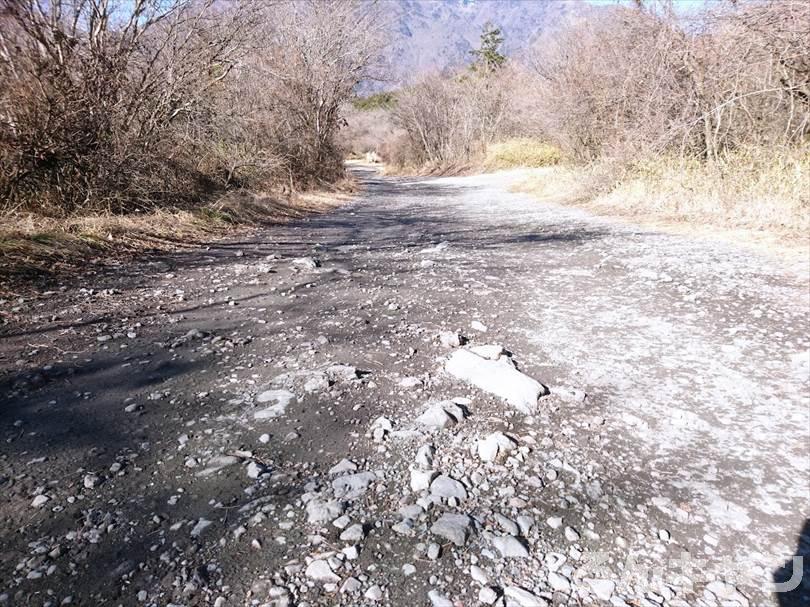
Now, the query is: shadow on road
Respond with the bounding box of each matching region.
[775,518,810,606]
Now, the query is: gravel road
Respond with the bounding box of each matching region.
[1,166,808,607]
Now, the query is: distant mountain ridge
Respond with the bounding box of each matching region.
[375,0,574,89]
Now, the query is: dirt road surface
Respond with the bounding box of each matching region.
[2,167,808,607]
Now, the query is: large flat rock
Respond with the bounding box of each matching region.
[445,349,546,414]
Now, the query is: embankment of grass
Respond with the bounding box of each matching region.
[0,181,356,291]
[513,146,810,254]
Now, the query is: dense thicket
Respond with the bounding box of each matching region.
[0,0,384,216]
[385,0,809,167]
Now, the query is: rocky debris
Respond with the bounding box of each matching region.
[585,578,615,601]
[253,388,296,420]
[504,585,548,606]
[477,431,518,462]
[331,471,376,498]
[430,513,473,546]
[438,331,465,348]
[305,498,345,523]
[428,590,454,607]
[486,532,530,558]
[445,348,547,414]
[305,559,339,583]
[430,474,467,500]
[415,400,465,429]
[327,458,356,475]
[30,494,49,508]
[196,455,240,477]
[292,256,320,270]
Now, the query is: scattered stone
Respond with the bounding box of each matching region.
[31,495,49,508]
[341,577,362,593]
[329,458,357,475]
[504,585,548,606]
[430,474,467,500]
[292,257,320,270]
[332,471,376,497]
[479,587,499,604]
[411,469,437,492]
[428,590,454,607]
[439,331,465,348]
[486,533,530,558]
[83,473,101,489]
[564,526,580,542]
[364,585,383,601]
[254,389,296,419]
[305,559,339,583]
[585,579,615,601]
[415,444,435,468]
[306,498,345,523]
[477,431,518,462]
[431,513,473,546]
[339,523,365,542]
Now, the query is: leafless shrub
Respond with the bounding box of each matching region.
[523,0,810,162]
[0,0,385,216]
[391,69,513,167]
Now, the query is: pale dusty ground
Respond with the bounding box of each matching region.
[1,166,807,607]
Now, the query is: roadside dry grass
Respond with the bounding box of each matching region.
[513,147,810,256]
[0,180,356,289]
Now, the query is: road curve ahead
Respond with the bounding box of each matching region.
[1,166,808,606]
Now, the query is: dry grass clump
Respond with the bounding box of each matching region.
[514,146,809,246]
[0,184,354,284]
[484,139,562,170]
[593,147,809,234]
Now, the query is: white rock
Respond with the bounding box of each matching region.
[402,563,416,576]
[431,513,472,546]
[400,377,423,389]
[427,542,441,559]
[439,331,463,348]
[585,579,615,601]
[430,475,467,500]
[332,471,376,497]
[470,565,490,584]
[364,585,383,601]
[445,349,547,414]
[428,590,454,607]
[468,345,504,360]
[416,403,457,429]
[259,433,270,443]
[487,533,530,558]
[415,444,435,468]
[547,516,563,529]
[477,431,518,462]
[339,523,365,542]
[479,587,498,604]
[329,458,357,475]
[306,499,344,523]
[190,518,212,537]
[411,469,437,492]
[31,495,49,508]
[305,559,339,583]
[254,389,296,419]
[292,256,319,269]
[340,577,362,593]
[471,320,488,332]
[504,586,548,606]
[83,473,101,489]
[196,455,239,476]
[495,513,520,536]
[564,526,580,542]
[547,571,570,593]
